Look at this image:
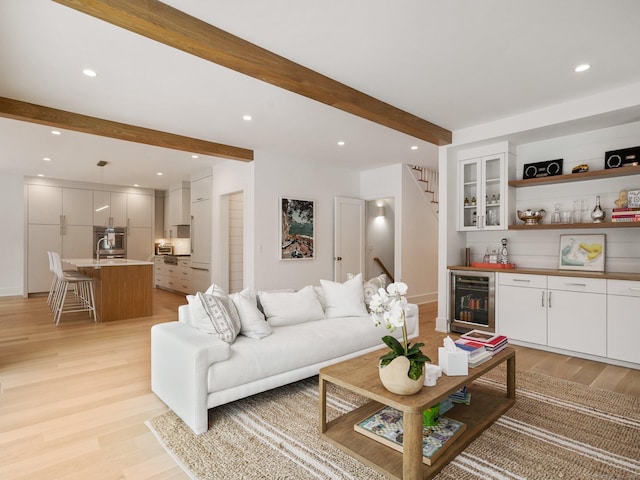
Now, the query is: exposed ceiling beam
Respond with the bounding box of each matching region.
[52,0,452,146]
[0,96,254,161]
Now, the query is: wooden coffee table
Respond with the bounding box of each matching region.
[319,345,515,480]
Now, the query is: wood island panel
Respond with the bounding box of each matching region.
[79,264,152,321]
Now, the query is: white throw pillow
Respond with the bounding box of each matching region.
[259,285,325,326]
[320,273,369,318]
[230,289,272,339]
[363,273,388,309]
[187,287,241,343]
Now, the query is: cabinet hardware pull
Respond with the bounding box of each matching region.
[513,279,530,283]
[565,282,586,287]
[541,291,545,307]
[548,291,552,308]
[629,288,640,292]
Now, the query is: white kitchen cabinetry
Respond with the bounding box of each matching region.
[497,273,547,345]
[128,227,153,261]
[27,184,93,293]
[190,195,211,266]
[546,276,606,357]
[191,176,211,202]
[458,153,511,231]
[93,190,127,227]
[127,193,153,228]
[154,256,192,293]
[168,182,191,226]
[607,280,640,364]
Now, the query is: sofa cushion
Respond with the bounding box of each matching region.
[259,285,325,326]
[187,290,241,343]
[320,273,368,318]
[363,274,388,309]
[206,312,418,394]
[230,289,272,339]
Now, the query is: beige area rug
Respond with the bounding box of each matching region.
[147,367,640,480]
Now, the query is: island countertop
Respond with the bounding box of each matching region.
[63,258,155,268]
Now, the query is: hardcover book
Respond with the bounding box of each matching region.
[354,406,466,466]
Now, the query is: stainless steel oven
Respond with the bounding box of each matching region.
[449,270,495,334]
[94,226,126,258]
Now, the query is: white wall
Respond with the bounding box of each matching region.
[252,151,361,290]
[0,173,25,296]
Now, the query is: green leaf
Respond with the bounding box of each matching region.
[406,342,425,355]
[408,360,424,380]
[381,335,405,356]
[379,351,398,363]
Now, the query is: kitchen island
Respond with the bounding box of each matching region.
[63,258,154,322]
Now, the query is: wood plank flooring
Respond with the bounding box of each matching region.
[0,292,637,479]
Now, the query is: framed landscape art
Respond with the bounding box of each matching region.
[280,197,315,260]
[558,234,605,272]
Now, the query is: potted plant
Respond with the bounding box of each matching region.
[370,282,430,394]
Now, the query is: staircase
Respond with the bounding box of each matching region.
[409,165,439,216]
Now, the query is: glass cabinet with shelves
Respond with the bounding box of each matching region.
[459,153,507,231]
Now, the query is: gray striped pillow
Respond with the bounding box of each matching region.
[196,291,241,343]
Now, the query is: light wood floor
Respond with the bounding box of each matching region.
[0,292,637,479]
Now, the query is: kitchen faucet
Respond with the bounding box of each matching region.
[96,235,111,262]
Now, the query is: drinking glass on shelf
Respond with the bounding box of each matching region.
[573,200,584,223]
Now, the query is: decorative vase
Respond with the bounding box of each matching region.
[378,356,425,395]
[591,196,605,223]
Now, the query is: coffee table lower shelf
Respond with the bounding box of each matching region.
[321,383,515,480]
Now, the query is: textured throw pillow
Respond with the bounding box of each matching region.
[188,288,241,343]
[363,273,388,310]
[259,285,325,326]
[320,273,369,318]
[230,289,272,339]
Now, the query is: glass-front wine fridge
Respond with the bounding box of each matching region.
[449,270,495,334]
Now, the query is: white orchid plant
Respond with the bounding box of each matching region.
[370,282,430,380]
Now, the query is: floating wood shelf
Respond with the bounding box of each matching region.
[508,165,640,187]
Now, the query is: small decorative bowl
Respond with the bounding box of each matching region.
[517,209,546,225]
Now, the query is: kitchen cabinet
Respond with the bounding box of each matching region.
[546,276,606,357]
[27,185,93,293]
[191,175,211,202]
[168,182,190,226]
[93,190,127,227]
[497,273,606,357]
[154,256,192,293]
[497,273,547,345]
[127,193,153,228]
[190,196,211,266]
[458,153,511,231]
[128,227,153,261]
[607,279,640,364]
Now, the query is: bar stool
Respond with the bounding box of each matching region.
[50,252,97,326]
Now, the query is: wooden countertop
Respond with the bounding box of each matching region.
[64,258,154,268]
[448,265,640,282]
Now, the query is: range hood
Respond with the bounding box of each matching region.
[170,225,190,238]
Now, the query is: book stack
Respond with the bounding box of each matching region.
[355,406,467,466]
[449,386,471,405]
[454,338,493,367]
[459,330,509,356]
[611,207,640,223]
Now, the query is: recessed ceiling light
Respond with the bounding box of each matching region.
[574,64,591,73]
[51,130,62,135]
[411,145,419,151]
[192,155,199,159]
[337,141,345,146]
[37,174,44,177]
[133,184,140,187]
[82,68,98,77]
[243,115,252,121]
[156,172,163,176]
[43,157,51,161]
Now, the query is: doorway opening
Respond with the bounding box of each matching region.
[366,197,394,281]
[222,191,244,294]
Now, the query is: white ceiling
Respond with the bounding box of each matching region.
[1,0,640,190]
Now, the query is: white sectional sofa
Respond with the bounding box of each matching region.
[150,275,419,434]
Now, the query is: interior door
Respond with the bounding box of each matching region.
[334,197,365,282]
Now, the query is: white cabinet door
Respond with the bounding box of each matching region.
[62,225,93,258]
[547,288,606,357]
[28,184,62,225]
[94,191,128,226]
[458,153,506,231]
[127,193,153,227]
[62,188,93,226]
[190,266,211,294]
[111,192,127,227]
[497,285,547,345]
[28,224,62,293]
[191,176,211,202]
[169,186,190,225]
[127,227,152,261]
[607,280,640,364]
[190,199,211,266]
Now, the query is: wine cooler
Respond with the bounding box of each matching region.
[449,270,495,334]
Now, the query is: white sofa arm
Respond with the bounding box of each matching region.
[151,321,231,434]
[178,304,190,324]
